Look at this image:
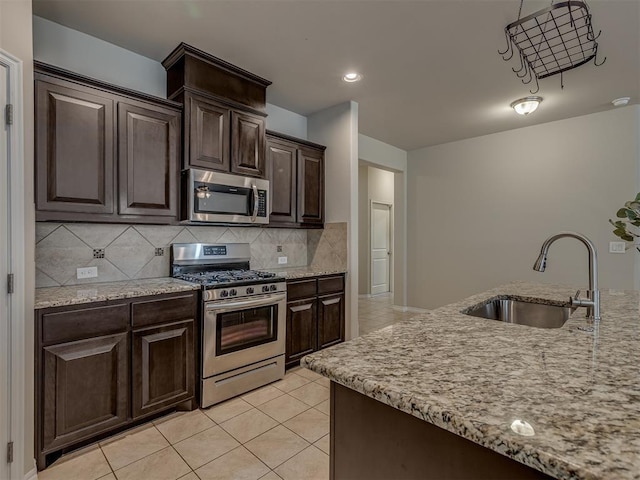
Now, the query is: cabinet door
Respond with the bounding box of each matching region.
[187,93,230,171]
[35,79,115,215]
[286,298,318,367]
[318,293,345,350]
[266,137,297,224]
[132,320,195,419]
[297,147,324,225]
[41,333,128,452]
[118,101,180,218]
[231,111,266,178]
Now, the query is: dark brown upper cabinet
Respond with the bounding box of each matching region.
[266,131,326,228]
[118,101,180,218]
[35,79,115,215]
[35,62,182,224]
[232,110,266,177]
[185,91,230,171]
[163,43,270,179]
[297,147,324,225]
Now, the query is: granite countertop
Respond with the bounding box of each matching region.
[302,282,640,480]
[35,277,201,309]
[263,266,348,280]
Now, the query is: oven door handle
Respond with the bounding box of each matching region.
[205,293,286,312]
[251,184,259,222]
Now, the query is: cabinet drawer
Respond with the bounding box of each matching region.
[318,275,345,295]
[132,293,197,328]
[41,303,129,346]
[287,279,318,301]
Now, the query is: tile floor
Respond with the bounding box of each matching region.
[38,368,330,480]
[38,295,418,480]
[358,292,418,335]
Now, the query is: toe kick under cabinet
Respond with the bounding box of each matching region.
[35,291,198,470]
[285,274,346,369]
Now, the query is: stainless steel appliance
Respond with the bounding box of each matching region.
[184,169,269,224]
[171,243,285,407]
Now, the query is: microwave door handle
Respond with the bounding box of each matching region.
[251,184,259,222]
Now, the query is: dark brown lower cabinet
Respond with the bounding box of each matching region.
[42,333,129,453]
[318,293,345,350]
[285,274,346,368]
[132,320,195,418]
[36,291,197,470]
[286,298,318,367]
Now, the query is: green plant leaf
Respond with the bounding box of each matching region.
[617,208,629,218]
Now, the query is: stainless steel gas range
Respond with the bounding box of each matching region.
[171,243,286,407]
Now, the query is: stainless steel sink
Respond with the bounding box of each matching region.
[463,298,572,329]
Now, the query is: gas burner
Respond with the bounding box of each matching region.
[176,269,278,287]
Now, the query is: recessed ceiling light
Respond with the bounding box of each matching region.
[510,96,543,115]
[612,97,630,107]
[343,72,362,83]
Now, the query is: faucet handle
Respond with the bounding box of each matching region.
[574,290,581,300]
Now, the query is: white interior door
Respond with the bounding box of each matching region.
[371,202,391,295]
[0,60,11,480]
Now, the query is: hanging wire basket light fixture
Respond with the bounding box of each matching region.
[499,0,606,94]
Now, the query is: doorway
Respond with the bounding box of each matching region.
[0,56,11,480]
[370,201,392,294]
[1,49,26,480]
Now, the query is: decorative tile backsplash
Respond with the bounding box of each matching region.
[35,222,347,287]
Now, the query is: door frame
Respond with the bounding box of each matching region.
[370,200,393,295]
[0,49,26,480]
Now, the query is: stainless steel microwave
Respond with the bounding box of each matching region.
[184,169,269,224]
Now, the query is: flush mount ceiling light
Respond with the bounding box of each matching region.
[342,72,362,83]
[511,96,543,115]
[612,97,630,107]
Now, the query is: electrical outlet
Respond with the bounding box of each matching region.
[278,256,288,265]
[609,241,626,254]
[77,266,98,279]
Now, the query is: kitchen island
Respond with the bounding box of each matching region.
[302,282,640,480]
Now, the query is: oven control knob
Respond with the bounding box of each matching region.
[229,289,237,297]
[220,290,229,298]
[269,284,277,291]
[247,287,254,294]
[262,285,269,293]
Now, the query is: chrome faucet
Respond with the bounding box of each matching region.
[533,232,601,321]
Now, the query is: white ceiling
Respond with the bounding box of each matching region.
[33,0,640,151]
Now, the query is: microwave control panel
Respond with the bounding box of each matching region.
[257,190,267,218]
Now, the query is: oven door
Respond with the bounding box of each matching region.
[203,293,286,377]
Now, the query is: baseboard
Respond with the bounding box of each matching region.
[24,466,38,480]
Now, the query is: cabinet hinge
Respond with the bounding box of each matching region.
[7,273,14,294]
[7,441,13,463]
[4,104,13,126]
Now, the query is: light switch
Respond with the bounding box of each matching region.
[609,241,626,254]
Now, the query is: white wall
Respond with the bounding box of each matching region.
[358,165,369,294]
[407,106,640,309]
[265,103,307,139]
[33,15,167,97]
[308,101,359,338]
[1,0,35,475]
[33,16,308,138]
[359,134,407,171]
